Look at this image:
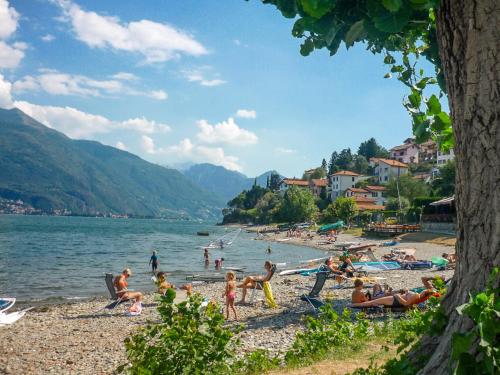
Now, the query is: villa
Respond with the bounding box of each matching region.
[309,178,328,198]
[344,185,387,207]
[279,178,309,193]
[437,148,455,165]
[390,139,419,164]
[370,158,409,183]
[330,170,369,201]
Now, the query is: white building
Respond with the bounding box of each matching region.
[279,178,309,194]
[344,186,387,207]
[437,149,455,165]
[370,158,409,183]
[330,171,368,200]
[390,141,419,164]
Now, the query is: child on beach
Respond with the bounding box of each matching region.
[223,271,237,320]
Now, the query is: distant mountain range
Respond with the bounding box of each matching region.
[183,163,282,202]
[0,108,225,219]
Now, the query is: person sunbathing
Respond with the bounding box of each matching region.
[442,253,457,264]
[114,268,142,302]
[155,272,193,296]
[237,261,273,303]
[350,289,435,308]
[352,280,392,303]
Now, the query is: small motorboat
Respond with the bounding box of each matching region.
[197,231,209,236]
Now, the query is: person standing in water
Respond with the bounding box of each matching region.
[149,251,159,273]
[215,257,224,270]
[204,248,210,267]
[267,245,272,254]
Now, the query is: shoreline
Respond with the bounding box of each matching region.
[0,230,455,374]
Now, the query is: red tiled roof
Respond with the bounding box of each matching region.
[332,170,360,176]
[371,158,408,168]
[346,187,368,193]
[311,179,328,187]
[282,178,309,186]
[352,196,376,203]
[365,185,386,191]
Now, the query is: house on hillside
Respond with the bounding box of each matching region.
[330,170,369,201]
[345,186,387,207]
[419,140,438,162]
[370,158,409,183]
[279,178,309,194]
[437,149,455,165]
[309,178,328,198]
[303,168,317,179]
[351,196,385,211]
[390,139,419,164]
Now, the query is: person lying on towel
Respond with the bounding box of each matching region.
[350,289,437,308]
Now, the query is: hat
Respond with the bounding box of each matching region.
[123,268,132,276]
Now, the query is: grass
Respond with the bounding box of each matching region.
[270,341,398,375]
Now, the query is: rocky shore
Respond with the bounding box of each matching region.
[0,233,454,374]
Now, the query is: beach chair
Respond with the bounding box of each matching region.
[300,271,331,311]
[248,264,277,304]
[102,273,132,310]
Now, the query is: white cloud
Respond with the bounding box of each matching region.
[115,141,127,151]
[0,0,19,40]
[54,0,207,63]
[196,117,258,145]
[0,73,13,107]
[13,70,167,100]
[149,90,168,100]
[141,135,156,154]
[0,40,24,69]
[13,100,171,138]
[235,109,256,119]
[142,137,242,171]
[41,34,55,42]
[276,147,296,154]
[182,68,226,87]
[111,72,138,81]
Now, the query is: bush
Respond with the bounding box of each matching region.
[119,290,237,375]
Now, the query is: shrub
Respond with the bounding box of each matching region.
[119,290,237,375]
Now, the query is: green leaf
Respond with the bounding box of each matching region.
[452,332,475,360]
[367,0,411,33]
[408,91,421,108]
[300,38,314,56]
[382,0,403,12]
[276,0,299,18]
[384,54,396,64]
[344,20,366,48]
[427,94,441,115]
[384,73,392,78]
[300,0,334,19]
[434,111,452,129]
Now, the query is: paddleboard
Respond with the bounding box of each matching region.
[0,311,26,326]
[279,268,317,276]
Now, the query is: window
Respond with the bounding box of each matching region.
[372,192,377,197]
[352,177,355,182]
[384,167,388,172]
[352,185,355,188]
[384,176,388,181]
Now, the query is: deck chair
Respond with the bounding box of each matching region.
[102,273,132,310]
[248,264,277,304]
[300,271,331,311]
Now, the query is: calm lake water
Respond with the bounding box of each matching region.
[0,215,323,302]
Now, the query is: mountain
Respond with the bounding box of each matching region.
[183,163,282,202]
[0,108,225,219]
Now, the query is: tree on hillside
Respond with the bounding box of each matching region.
[263,1,499,371]
[352,154,369,175]
[321,158,328,174]
[386,175,429,205]
[358,137,389,160]
[336,148,353,171]
[278,186,318,223]
[323,197,358,225]
[328,151,339,175]
[303,167,325,180]
[432,160,455,196]
[269,172,281,191]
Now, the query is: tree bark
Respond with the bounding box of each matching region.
[412,0,500,373]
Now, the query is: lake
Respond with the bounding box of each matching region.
[0,215,323,302]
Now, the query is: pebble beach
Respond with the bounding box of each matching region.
[0,230,455,374]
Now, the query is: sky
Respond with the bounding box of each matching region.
[0,0,419,177]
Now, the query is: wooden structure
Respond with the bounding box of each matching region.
[363,223,421,237]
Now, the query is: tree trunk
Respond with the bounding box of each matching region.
[412,1,500,373]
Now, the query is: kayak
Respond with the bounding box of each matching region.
[0,298,15,313]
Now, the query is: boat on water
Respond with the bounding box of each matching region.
[197,231,210,236]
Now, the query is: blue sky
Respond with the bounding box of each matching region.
[0,0,418,177]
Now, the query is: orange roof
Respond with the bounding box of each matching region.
[282,178,309,187]
[311,179,328,187]
[332,170,360,176]
[365,185,386,191]
[346,187,368,193]
[352,196,376,203]
[371,158,408,168]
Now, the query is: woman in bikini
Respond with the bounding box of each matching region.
[350,289,435,308]
[237,261,273,303]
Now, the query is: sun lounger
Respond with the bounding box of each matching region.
[300,271,332,311]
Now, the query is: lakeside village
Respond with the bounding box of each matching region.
[222,137,456,234]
